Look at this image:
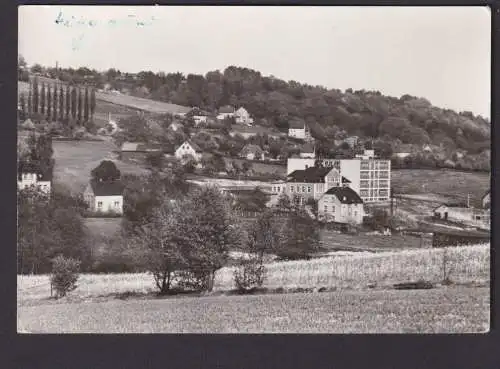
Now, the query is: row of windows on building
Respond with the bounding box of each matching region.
[360,189,389,197]
[360,161,390,170]
[360,180,390,188]
[360,171,390,179]
[290,185,312,193]
[96,201,121,209]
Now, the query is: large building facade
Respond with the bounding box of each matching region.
[286,152,391,203]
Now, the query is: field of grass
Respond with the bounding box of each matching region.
[52,140,149,193]
[17,286,489,333]
[18,244,489,307]
[319,230,431,250]
[391,169,490,205]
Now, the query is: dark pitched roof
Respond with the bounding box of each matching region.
[288,119,306,129]
[301,143,315,153]
[17,161,52,181]
[185,140,202,153]
[323,187,363,204]
[218,105,235,114]
[341,176,351,183]
[287,167,332,183]
[89,179,124,196]
[240,144,263,156]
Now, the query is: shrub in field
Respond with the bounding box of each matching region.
[233,257,266,293]
[50,255,81,298]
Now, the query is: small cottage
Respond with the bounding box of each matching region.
[216,106,236,121]
[175,140,203,162]
[83,179,124,215]
[239,144,264,160]
[235,107,254,125]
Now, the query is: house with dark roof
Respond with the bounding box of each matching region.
[119,142,164,161]
[299,143,315,158]
[318,187,364,224]
[288,119,312,141]
[285,166,353,205]
[239,144,264,160]
[175,140,203,162]
[234,107,254,125]
[83,179,124,215]
[216,105,236,120]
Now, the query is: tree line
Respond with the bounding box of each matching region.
[19,76,97,128]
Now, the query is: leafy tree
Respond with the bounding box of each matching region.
[19,93,26,120]
[31,63,43,74]
[276,193,291,213]
[66,85,71,120]
[50,255,81,298]
[275,207,320,260]
[52,84,58,121]
[91,160,121,182]
[247,210,281,258]
[27,86,33,116]
[40,83,46,116]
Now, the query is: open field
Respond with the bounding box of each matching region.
[17,286,489,333]
[319,230,431,250]
[18,244,489,307]
[391,169,490,205]
[223,157,286,176]
[52,140,149,193]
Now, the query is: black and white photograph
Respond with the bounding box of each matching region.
[17,5,491,334]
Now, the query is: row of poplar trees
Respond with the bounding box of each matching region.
[19,77,97,124]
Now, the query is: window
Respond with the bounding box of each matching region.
[324,205,328,212]
[97,201,103,208]
[360,190,369,197]
[360,171,369,179]
[354,211,357,217]
[360,180,369,188]
[379,171,389,179]
[302,186,306,193]
[114,201,120,208]
[307,186,311,193]
[379,189,388,196]
[290,186,294,192]
[332,206,335,213]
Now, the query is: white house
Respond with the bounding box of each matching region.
[239,144,264,160]
[168,121,183,132]
[83,179,124,215]
[318,187,365,224]
[175,140,203,162]
[216,105,236,121]
[344,136,359,148]
[193,115,208,125]
[288,120,312,141]
[355,149,376,160]
[234,107,254,125]
[17,172,51,195]
[433,204,490,227]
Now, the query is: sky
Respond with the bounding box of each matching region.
[18,6,491,119]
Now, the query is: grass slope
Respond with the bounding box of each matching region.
[17,286,489,333]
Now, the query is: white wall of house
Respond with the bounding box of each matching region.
[193,116,208,125]
[235,108,254,125]
[394,152,411,159]
[299,152,315,158]
[94,195,123,214]
[318,195,364,224]
[217,112,235,120]
[18,173,51,194]
[482,193,490,208]
[175,142,202,161]
[288,128,306,139]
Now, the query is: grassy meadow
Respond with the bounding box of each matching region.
[18,244,489,307]
[17,286,489,333]
[52,140,149,193]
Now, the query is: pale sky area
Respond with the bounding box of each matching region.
[18,6,491,118]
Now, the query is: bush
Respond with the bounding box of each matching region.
[50,255,81,298]
[233,257,266,293]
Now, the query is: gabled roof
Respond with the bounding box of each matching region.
[287,167,332,183]
[89,179,124,197]
[341,176,351,184]
[218,105,235,114]
[288,120,306,129]
[323,187,363,204]
[18,161,52,181]
[482,190,490,200]
[240,144,263,156]
[301,143,315,153]
[178,140,202,153]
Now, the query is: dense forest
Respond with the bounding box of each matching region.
[19,56,491,171]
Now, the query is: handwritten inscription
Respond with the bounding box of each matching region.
[54,11,157,28]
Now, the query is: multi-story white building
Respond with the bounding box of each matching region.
[288,120,313,141]
[286,150,391,203]
[17,172,51,195]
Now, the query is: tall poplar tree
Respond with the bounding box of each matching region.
[46,85,52,121]
[40,83,46,116]
[84,87,89,122]
[77,88,83,124]
[65,85,71,120]
[19,93,27,120]
[59,85,64,121]
[52,84,58,121]
[32,77,39,114]
[70,88,77,120]
[27,87,32,116]
[90,88,96,121]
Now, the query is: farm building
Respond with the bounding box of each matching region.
[83,179,124,215]
[17,161,52,195]
[175,140,203,162]
[234,107,254,125]
[317,186,365,224]
[344,136,359,148]
[288,120,312,141]
[299,143,315,158]
[119,142,163,161]
[239,144,265,160]
[216,105,236,120]
[433,204,490,228]
[432,229,490,248]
